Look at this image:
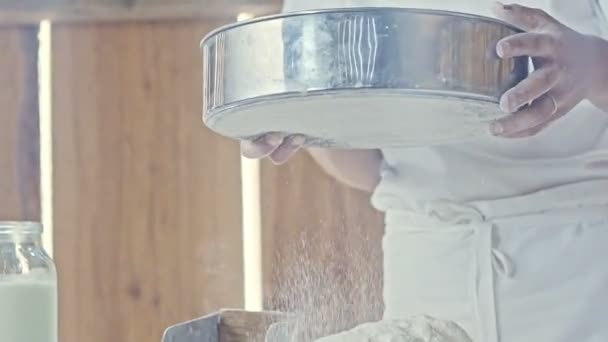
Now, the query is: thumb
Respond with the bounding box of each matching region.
[241,133,284,159]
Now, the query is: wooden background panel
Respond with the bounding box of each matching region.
[261,154,385,340]
[51,19,243,342]
[0,26,40,221]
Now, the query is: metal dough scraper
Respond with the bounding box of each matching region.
[161,310,291,342]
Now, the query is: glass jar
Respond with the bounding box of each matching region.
[0,221,57,342]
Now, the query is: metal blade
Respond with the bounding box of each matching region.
[162,313,220,342]
[264,320,293,342]
[265,317,298,342]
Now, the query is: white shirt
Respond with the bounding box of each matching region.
[283,0,608,218]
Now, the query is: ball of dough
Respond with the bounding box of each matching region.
[314,316,472,342]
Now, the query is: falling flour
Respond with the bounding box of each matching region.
[269,223,384,341]
[313,316,473,342]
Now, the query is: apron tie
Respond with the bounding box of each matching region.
[474,222,500,342]
[473,222,513,342]
[492,247,514,278]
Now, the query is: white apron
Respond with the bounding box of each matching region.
[383,181,608,342]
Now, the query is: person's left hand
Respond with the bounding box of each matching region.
[490,2,608,138]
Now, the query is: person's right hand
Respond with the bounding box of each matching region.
[241,133,306,164]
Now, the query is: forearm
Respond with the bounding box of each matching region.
[306,148,382,193]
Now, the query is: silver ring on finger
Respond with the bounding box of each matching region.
[547,94,558,116]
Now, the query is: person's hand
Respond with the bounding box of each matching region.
[241,133,306,164]
[491,2,608,138]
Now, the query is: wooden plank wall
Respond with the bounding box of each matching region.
[50,19,244,342]
[0,26,40,221]
[261,155,385,340]
[0,0,282,24]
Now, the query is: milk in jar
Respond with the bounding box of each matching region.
[0,222,58,342]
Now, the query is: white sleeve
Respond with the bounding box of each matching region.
[593,0,608,37]
[543,0,607,38]
[280,0,492,15]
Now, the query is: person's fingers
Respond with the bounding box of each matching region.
[507,90,581,138]
[269,135,306,164]
[496,32,558,59]
[241,133,284,159]
[492,2,557,31]
[499,64,560,113]
[491,93,559,136]
[504,121,551,138]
